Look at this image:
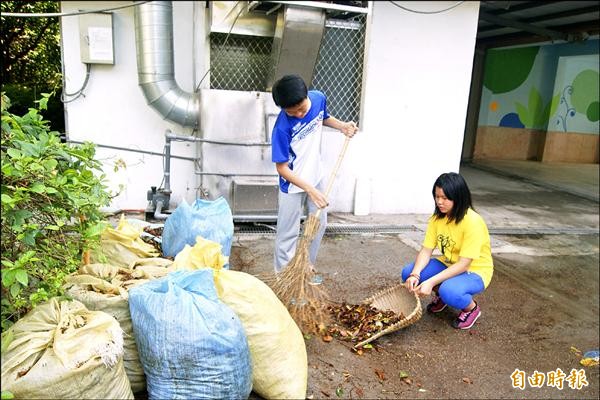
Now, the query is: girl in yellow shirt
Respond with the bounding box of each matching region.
[402,172,493,330]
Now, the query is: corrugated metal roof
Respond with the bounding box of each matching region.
[477,0,600,48]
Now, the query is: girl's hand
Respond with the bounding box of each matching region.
[404,275,420,292]
[341,121,358,138]
[416,279,434,297]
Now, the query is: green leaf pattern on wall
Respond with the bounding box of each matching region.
[484,47,540,94]
[514,87,553,129]
[550,69,599,131]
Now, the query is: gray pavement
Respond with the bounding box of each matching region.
[323,161,599,259]
[469,159,599,203]
[328,161,599,231]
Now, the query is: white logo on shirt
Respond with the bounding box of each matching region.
[291,111,324,143]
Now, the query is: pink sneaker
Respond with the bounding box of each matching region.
[452,303,481,329]
[426,294,447,313]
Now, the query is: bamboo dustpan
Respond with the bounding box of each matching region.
[354,283,422,348]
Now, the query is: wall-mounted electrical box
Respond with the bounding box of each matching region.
[79,12,114,64]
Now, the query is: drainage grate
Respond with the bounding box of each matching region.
[235,223,419,236]
[489,227,598,235]
[234,224,599,236]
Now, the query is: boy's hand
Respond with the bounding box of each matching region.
[341,121,358,138]
[307,187,329,209]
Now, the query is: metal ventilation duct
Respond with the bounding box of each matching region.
[268,5,326,89]
[134,1,199,128]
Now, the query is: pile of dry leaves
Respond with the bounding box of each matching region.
[141,226,164,254]
[325,302,405,349]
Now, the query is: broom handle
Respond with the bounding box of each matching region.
[314,136,351,219]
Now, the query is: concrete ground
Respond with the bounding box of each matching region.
[230,160,599,399]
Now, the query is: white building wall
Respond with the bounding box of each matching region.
[359,1,480,213]
[61,1,205,210]
[60,1,480,215]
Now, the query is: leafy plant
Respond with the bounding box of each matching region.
[515,87,555,130]
[1,92,110,329]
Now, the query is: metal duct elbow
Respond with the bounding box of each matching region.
[134,1,199,128]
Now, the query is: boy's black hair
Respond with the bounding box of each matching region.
[272,74,308,108]
[432,172,473,224]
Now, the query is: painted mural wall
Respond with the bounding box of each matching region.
[475,39,599,163]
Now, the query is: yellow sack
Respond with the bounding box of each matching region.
[172,236,228,270]
[91,216,159,267]
[1,298,133,399]
[214,269,307,400]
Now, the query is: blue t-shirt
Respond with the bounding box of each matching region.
[271,90,330,193]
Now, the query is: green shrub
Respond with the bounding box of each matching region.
[2,83,65,133]
[1,92,110,329]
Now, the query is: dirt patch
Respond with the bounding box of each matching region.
[232,232,599,399]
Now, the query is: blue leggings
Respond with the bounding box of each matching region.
[401,259,485,310]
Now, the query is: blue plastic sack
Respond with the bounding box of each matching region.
[162,197,234,262]
[129,269,252,400]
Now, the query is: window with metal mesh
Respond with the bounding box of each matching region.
[209,33,273,92]
[312,16,366,124]
[209,15,367,124]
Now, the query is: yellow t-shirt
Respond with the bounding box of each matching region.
[423,208,494,288]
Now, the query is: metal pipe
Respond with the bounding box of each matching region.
[166,131,271,147]
[164,137,171,192]
[195,172,278,177]
[153,200,170,220]
[66,140,196,161]
[134,1,200,127]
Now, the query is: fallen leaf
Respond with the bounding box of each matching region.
[336,387,344,397]
[318,323,326,333]
[343,372,352,379]
[462,377,473,384]
[581,358,599,367]
[322,335,333,342]
[362,343,373,349]
[304,333,312,340]
[374,369,386,381]
[399,371,409,379]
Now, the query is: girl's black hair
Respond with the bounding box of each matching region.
[432,172,473,224]
[272,74,308,108]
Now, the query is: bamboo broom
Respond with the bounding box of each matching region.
[270,137,351,333]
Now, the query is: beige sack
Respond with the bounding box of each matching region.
[1,298,133,399]
[64,260,173,393]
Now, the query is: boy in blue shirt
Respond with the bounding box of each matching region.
[271,74,358,273]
